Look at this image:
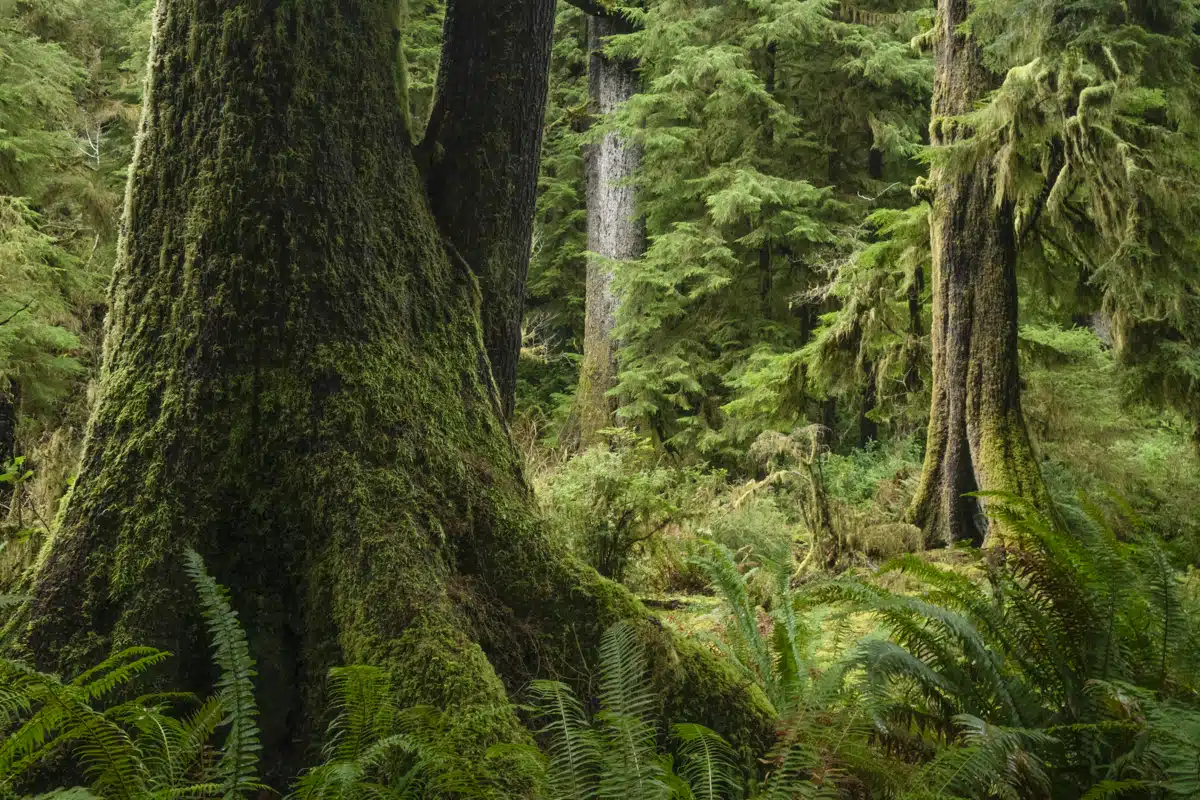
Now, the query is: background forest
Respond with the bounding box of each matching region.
[1,0,1199,798]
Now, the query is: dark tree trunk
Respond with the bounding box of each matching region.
[424,0,556,419]
[904,264,924,394]
[758,43,776,317]
[858,361,878,447]
[576,12,643,447]
[19,0,771,787]
[0,385,15,509]
[907,0,1048,547]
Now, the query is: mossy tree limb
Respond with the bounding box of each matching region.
[20,0,772,788]
[907,0,1050,547]
[424,0,556,419]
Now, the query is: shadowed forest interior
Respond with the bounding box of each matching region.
[1,0,1200,797]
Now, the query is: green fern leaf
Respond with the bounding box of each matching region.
[183,549,261,798]
[671,724,741,800]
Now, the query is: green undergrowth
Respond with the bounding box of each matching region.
[3,493,1199,799]
[529,326,1200,596]
[0,552,534,800]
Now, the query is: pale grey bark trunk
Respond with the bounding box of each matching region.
[577,13,643,446]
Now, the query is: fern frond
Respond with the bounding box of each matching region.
[25,789,102,800]
[689,540,779,706]
[906,715,1053,800]
[596,622,667,800]
[183,549,261,797]
[71,647,170,700]
[148,783,226,799]
[597,622,658,729]
[66,703,150,800]
[323,665,395,763]
[527,679,600,800]
[671,724,741,800]
[156,695,225,789]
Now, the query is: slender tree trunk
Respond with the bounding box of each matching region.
[758,44,777,317]
[424,0,556,419]
[577,13,643,446]
[904,264,925,394]
[17,0,771,786]
[0,386,15,509]
[907,0,1049,546]
[858,360,878,447]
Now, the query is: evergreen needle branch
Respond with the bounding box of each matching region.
[0,301,35,328]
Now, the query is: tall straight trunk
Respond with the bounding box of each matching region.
[907,0,1048,546]
[16,0,771,786]
[0,386,15,509]
[904,264,925,394]
[858,360,878,447]
[577,13,643,446]
[758,43,776,317]
[424,0,556,419]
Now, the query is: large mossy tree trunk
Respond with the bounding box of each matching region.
[576,12,644,447]
[424,0,555,419]
[906,0,1049,547]
[19,0,772,787]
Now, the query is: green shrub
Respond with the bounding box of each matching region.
[1021,324,1200,556]
[702,496,798,569]
[820,436,923,516]
[537,431,723,585]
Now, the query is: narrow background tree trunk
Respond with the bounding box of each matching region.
[907,0,1049,546]
[577,12,644,447]
[0,386,15,511]
[424,0,557,419]
[17,0,771,786]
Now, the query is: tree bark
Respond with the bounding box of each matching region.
[577,12,643,446]
[424,0,556,419]
[858,360,878,447]
[904,264,924,395]
[17,0,771,787]
[907,0,1049,547]
[0,385,15,510]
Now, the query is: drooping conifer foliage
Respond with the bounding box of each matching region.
[3,0,1200,797]
[0,0,149,545]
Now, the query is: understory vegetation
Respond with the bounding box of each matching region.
[2,0,1200,798]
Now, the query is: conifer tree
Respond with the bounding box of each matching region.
[905,0,1049,546]
[16,0,773,785]
[0,0,147,532]
[597,0,927,458]
[577,8,645,446]
[908,0,1200,543]
[525,2,590,354]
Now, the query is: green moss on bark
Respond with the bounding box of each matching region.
[907,0,1050,547]
[18,0,772,790]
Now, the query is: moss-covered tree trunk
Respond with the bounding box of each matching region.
[424,0,555,419]
[907,0,1049,547]
[576,12,643,447]
[19,0,771,787]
